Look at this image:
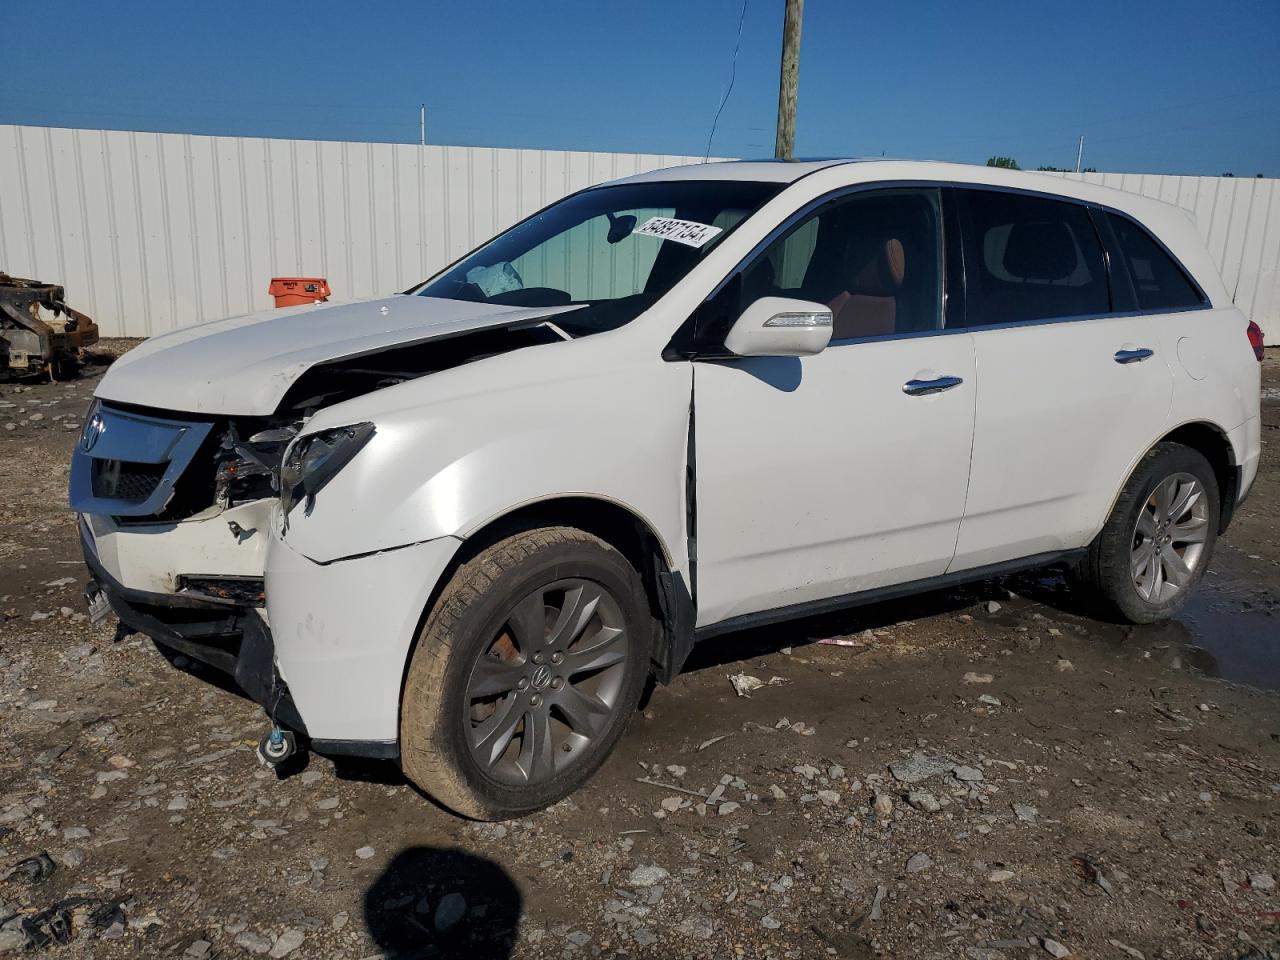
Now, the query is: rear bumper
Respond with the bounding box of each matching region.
[1230,415,1261,507]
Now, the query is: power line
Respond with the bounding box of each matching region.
[705,0,749,162]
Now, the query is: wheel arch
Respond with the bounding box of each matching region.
[1158,420,1240,531]
[401,495,695,707]
[1091,419,1240,548]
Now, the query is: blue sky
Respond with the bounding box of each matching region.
[5,0,1278,175]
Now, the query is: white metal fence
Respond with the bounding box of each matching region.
[1,124,1278,342]
[0,125,710,337]
[1046,170,1279,344]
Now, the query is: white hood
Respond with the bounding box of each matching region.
[96,295,581,416]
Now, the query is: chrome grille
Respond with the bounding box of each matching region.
[70,402,214,518]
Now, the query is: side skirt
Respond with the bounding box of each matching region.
[693,549,1086,643]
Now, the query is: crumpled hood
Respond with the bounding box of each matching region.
[95,295,581,416]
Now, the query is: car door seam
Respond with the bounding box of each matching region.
[946,332,979,574]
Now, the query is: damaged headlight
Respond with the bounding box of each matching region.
[279,422,375,517]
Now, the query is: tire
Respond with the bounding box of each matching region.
[1082,442,1220,624]
[400,527,652,820]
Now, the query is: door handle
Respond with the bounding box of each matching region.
[903,375,964,396]
[1114,347,1154,364]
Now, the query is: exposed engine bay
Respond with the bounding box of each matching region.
[77,319,570,530]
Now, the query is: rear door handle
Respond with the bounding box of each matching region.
[903,375,964,396]
[1114,348,1154,364]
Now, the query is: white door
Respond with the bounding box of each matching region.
[691,188,978,627]
[949,188,1174,571]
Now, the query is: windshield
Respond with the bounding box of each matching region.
[414,180,782,336]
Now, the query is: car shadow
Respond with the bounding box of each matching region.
[681,562,1093,673]
[364,846,523,958]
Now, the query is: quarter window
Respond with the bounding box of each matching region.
[1105,212,1205,312]
[958,190,1110,326]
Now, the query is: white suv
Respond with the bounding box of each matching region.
[70,160,1263,819]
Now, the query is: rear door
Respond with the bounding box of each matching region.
[949,188,1174,572]
[692,187,978,626]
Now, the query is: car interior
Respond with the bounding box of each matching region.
[741,190,944,340]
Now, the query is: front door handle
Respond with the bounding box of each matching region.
[903,375,964,396]
[1114,347,1154,364]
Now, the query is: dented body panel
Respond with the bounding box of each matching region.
[277,330,693,568]
[82,500,273,595]
[95,296,586,416]
[266,531,462,744]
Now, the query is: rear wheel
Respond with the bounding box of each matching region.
[400,527,651,820]
[1083,442,1219,623]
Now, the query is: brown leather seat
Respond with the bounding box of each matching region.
[827,234,906,339]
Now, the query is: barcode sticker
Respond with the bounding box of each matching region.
[634,217,724,248]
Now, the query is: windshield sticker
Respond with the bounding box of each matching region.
[634,217,723,248]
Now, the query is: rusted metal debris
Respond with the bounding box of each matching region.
[0,273,99,378]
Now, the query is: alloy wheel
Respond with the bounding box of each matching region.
[1130,472,1210,603]
[463,579,630,785]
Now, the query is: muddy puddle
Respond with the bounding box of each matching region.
[1156,572,1280,691]
[988,561,1280,693]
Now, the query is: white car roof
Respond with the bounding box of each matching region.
[611,159,1223,302]
[616,158,1159,211]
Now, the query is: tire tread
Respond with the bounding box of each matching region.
[401,527,640,819]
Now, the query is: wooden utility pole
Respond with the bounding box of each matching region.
[774,0,804,160]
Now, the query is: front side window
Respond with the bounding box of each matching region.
[958,189,1110,326]
[691,188,944,346]
[414,181,781,336]
[1105,212,1205,312]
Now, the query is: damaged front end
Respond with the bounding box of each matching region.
[71,400,309,736]
[70,312,569,753]
[0,273,100,378]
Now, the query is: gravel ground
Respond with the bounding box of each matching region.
[0,345,1278,960]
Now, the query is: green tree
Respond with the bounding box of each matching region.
[986,156,1020,169]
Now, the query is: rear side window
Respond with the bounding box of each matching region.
[958,189,1110,326]
[1105,212,1205,312]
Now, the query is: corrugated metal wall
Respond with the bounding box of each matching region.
[2,124,1278,342]
[1046,171,1279,343]
[0,125,712,336]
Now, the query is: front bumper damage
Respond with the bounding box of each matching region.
[80,519,402,760]
[70,399,466,760]
[264,531,462,747]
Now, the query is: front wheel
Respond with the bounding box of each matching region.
[400,527,651,820]
[1082,442,1220,624]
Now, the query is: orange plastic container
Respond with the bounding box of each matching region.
[268,277,331,307]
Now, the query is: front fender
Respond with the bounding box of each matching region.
[277,336,692,573]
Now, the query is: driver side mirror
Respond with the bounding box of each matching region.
[723,296,833,358]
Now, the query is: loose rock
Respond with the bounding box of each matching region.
[434,892,467,933]
[628,865,670,887]
[906,852,933,873]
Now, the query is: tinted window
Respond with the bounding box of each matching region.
[959,190,1110,325]
[739,188,944,340]
[1106,212,1205,312]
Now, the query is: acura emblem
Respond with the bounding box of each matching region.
[81,412,105,452]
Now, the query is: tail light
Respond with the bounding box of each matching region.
[1246,321,1265,362]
